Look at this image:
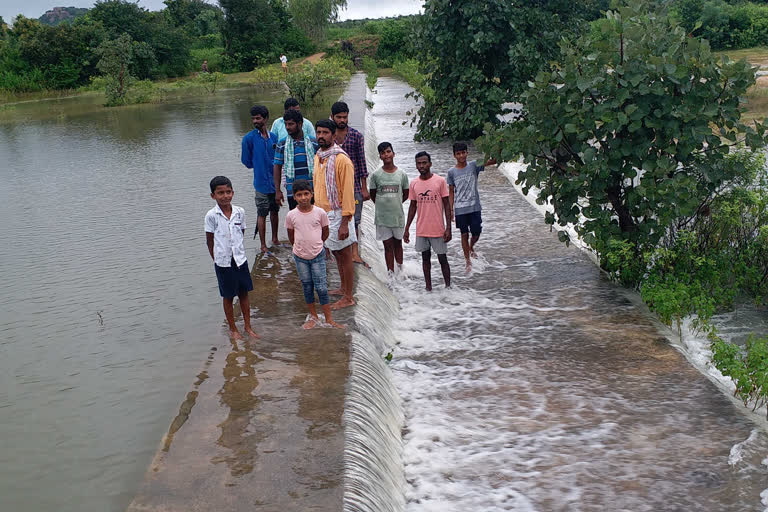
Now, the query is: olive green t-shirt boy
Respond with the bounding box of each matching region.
[368,167,410,228]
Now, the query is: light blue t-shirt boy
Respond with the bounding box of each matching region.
[446,161,484,216]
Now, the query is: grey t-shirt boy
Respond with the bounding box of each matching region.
[446,161,484,216]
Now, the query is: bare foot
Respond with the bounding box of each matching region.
[260,245,269,254]
[271,239,282,248]
[327,320,346,329]
[331,297,356,309]
[329,288,344,296]
[470,250,478,259]
[244,327,260,339]
[425,285,432,292]
[353,259,371,269]
[465,261,472,274]
[229,329,243,340]
[302,317,319,329]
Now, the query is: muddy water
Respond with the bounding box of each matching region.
[357,77,768,511]
[0,86,341,512]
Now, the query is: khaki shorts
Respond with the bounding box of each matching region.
[415,236,448,255]
[376,225,405,241]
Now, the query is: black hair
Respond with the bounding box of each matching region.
[210,176,232,192]
[283,108,303,125]
[315,118,337,133]
[331,101,349,116]
[414,151,431,162]
[377,141,393,153]
[284,97,300,110]
[250,105,269,118]
[452,141,468,153]
[292,179,313,194]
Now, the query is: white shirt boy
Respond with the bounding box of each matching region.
[204,204,247,267]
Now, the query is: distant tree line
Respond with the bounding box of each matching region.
[0,0,343,92]
[673,0,768,49]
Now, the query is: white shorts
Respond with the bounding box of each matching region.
[415,236,448,255]
[376,225,405,241]
[325,209,357,251]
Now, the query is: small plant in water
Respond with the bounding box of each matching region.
[711,333,768,418]
[384,351,393,362]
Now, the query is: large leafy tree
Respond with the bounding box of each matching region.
[413,0,608,141]
[479,3,767,267]
[288,0,346,41]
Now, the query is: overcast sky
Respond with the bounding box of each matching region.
[1,0,422,24]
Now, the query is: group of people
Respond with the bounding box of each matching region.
[204,97,494,338]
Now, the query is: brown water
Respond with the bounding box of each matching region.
[0,86,340,512]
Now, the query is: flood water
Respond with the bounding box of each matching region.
[0,86,340,512]
[353,77,768,511]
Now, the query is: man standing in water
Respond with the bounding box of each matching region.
[404,151,452,291]
[331,101,369,267]
[271,97,316,142]
[241,105,279,254]
[273,109,318,211]
[313,119,357,309]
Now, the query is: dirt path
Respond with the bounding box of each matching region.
[297,52,326,65]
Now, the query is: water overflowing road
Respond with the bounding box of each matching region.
[354,77,768,511]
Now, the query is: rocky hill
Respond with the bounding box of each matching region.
[38,6,89,26]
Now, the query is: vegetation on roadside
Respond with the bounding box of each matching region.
[251,55,351,105]
[472,1,768,407]
[362,56,377,90]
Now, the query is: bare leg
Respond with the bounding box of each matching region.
[383,238,395,273]
[461,232,471,272]
[352,224,369,267]
[393,238,404,266]
[469,234,480,258]
[223,297,243,339]
[437,253,451,288]
[331,246,356,309]
[269,210,280,246]
[238,292,259,338]
[421,250,432,291]
[303,303,320,329]
[257,215,269,253]
[322,303,345,328]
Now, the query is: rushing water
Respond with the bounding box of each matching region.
[0,86,340,512]
[348,77,768,512]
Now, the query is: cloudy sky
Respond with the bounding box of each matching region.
[1,0,422,24]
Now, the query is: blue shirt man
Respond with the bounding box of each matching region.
[241,104,280,253]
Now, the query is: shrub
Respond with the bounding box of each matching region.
[283,56,351,104]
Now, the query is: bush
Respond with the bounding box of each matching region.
[284,55,351,104]
[362,56,377,90]
[712,334,768,417]
[250,63,285,85]
[190,47,226,73]
[0,68,45,92]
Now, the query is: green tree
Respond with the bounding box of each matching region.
[95,33,134,106]
[288,0,347,41]
[414,0,607,141]
[479,2,768,278]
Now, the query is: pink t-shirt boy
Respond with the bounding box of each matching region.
[404,151,452,291]
[286,205,329,260]
[285,179,343,329]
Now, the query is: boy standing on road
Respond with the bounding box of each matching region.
[447,141,496,272]
[286,180,344,329]
[369,142,409,274]
[205,176,259,340]
[241,105,279,254]
[404,151,452,291]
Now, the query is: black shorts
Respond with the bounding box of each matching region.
[456,211,482,236]
[254,191,280,217]
[214,260,253,298]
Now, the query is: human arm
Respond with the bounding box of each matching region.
[401,172,409,203]
[442,196,452,242]
[206,232,215,260]
[403,201,417,244]
[354,133,370,201]
[338,156,356,240]
[369,172,377,203]
[287,228,294,245]
[273,163,284,205]
[449,184,455,222]
[241,135,253,169]
[483,157,497,167]
[370,188,377,202]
